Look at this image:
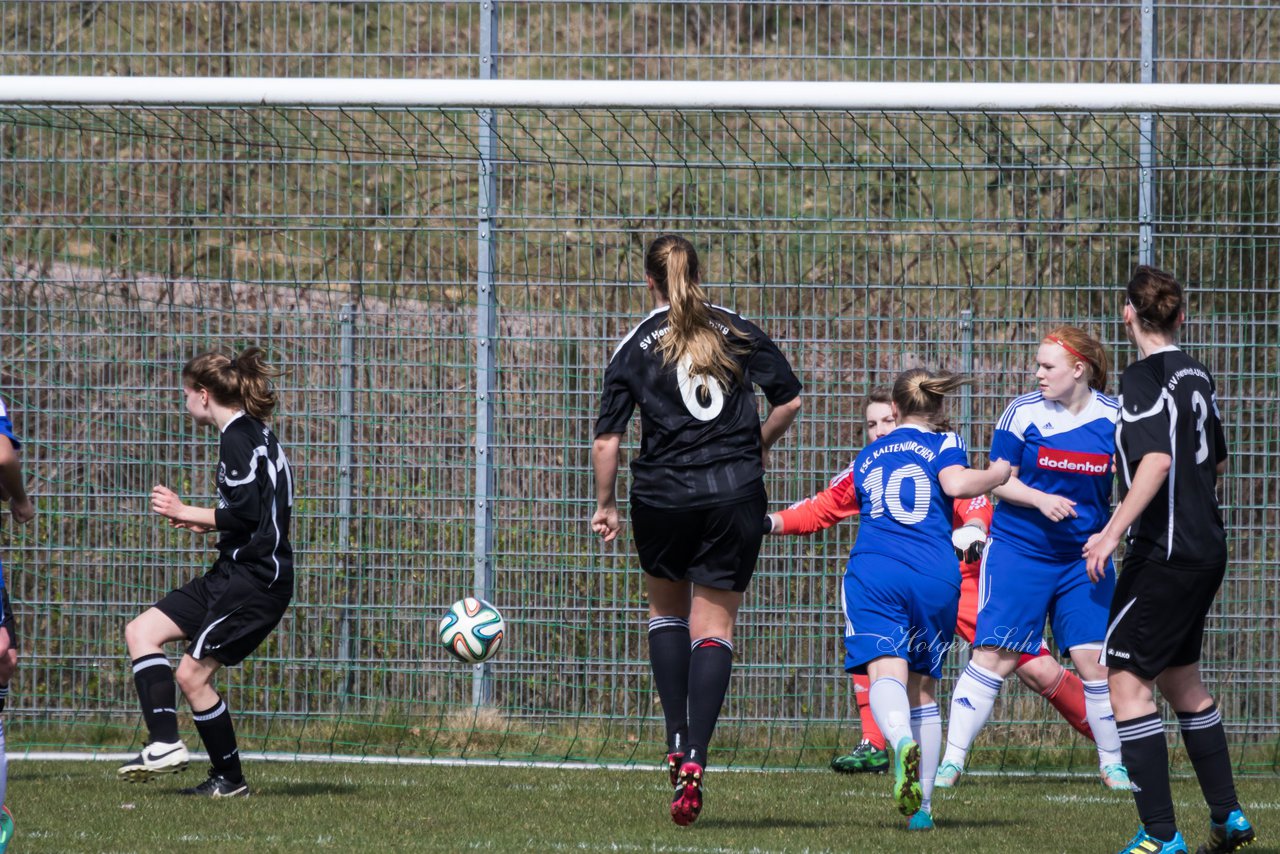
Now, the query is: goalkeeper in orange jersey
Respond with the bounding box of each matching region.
[768,388,1094,777]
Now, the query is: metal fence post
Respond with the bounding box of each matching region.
[337,303,356,702]
[472,0,499,708]
[1138,0,1158,267]
[960,309,974,448]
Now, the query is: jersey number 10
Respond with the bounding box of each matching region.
[864,464,931,525]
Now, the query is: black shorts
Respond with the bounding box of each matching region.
[631,492,768,592]
[1103,552,1226,681]
[155,566,292,667]
[0,588,16,651]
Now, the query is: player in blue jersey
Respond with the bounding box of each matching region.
[938,326,1130,791]
[0,395,35,852]
[776,369,1009,829]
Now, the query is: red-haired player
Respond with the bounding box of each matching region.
[770,389,1093,778]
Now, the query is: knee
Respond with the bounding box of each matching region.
[173,660,204,696]
[1015,657,1058,694]
[123,617,147,650]
[0,648,17,683]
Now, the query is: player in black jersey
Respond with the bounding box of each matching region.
[119,347,294,798]
[592,234,802,826]
[0,394,35,850]
[1084,267,1255,854]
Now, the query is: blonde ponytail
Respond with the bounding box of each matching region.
[645,234,746,389]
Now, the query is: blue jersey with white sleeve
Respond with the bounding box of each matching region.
[0,395,19,452]
[849,424,971,587]
[988,389,1118,558]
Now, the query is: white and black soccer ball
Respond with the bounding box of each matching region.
[438,597,505,664]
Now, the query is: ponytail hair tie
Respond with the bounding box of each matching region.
[228,357,239,371]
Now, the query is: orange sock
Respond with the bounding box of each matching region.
[852,674,886,750]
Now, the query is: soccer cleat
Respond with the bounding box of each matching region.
[907,810,935,831]
[0,805,13,854]
[933,759,964,789]
[117,740,190,782]
[1196,809,1256,854]
[1117,828,1189,853]
[179,771,250,798]
[665,751,685,787]
[891,737,923,817]
[829,740,890,774]
[1101,763,1134,790]
[670,761,703,826]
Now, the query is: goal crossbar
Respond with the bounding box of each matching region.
[2,77,1280,112]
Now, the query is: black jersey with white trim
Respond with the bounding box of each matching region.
[1115,347,1227,566]
[594,305,801,510]
[214,413,295,588]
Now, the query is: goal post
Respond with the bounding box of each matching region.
[4,76,1280,110]
[1,78,1276,773]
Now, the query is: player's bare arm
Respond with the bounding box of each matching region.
[939,459,1010,499]
[0,438,34,524]
[993,467,1079,522]
[150,484,217,532]
[590,433,622,542]
[1082,452,1171,582]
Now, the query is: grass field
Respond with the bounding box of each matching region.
[8,759,1278,853]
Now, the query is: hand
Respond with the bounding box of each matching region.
[591,505,620,543]
[1037,493,1079,523]
[991,458,1012,485]
[1082,528,1120,582]
[150,484,187,522]
[8,496,34,524]
[170,518,214,534]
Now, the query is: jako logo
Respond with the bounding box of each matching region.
[1037,447,1111,476]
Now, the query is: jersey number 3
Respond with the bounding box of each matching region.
[677,355,725,421]
[864,464,930,525]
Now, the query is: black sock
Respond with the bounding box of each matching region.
[685,637,734,769]
[193,698,242,783]
[1118,712,1177,842]
[131,654,180,744]
[1177,704,1240,824]
[647,617,691,754]
[0,682,9,714]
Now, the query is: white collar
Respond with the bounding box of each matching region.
[220,410,247,433]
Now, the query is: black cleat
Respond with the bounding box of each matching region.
[180,771,250,798]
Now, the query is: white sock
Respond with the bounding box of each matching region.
[941,661,1003,767]
[1083,678,1123,768]
[869,677,913,748]
[911,703,942,814]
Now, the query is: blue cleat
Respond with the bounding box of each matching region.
[1117,827,1189,853]
[1102,762,1134,790]
[1196,809,1256,854]
[891,737,923,817]
[934,759,964,789]
[907,810,935,831]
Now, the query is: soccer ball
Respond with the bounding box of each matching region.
[438,597,505,664]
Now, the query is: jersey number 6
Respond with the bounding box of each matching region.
[677,355,725,421]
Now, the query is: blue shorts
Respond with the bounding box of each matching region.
[974,536,1115,655]
[842,554,960,679]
